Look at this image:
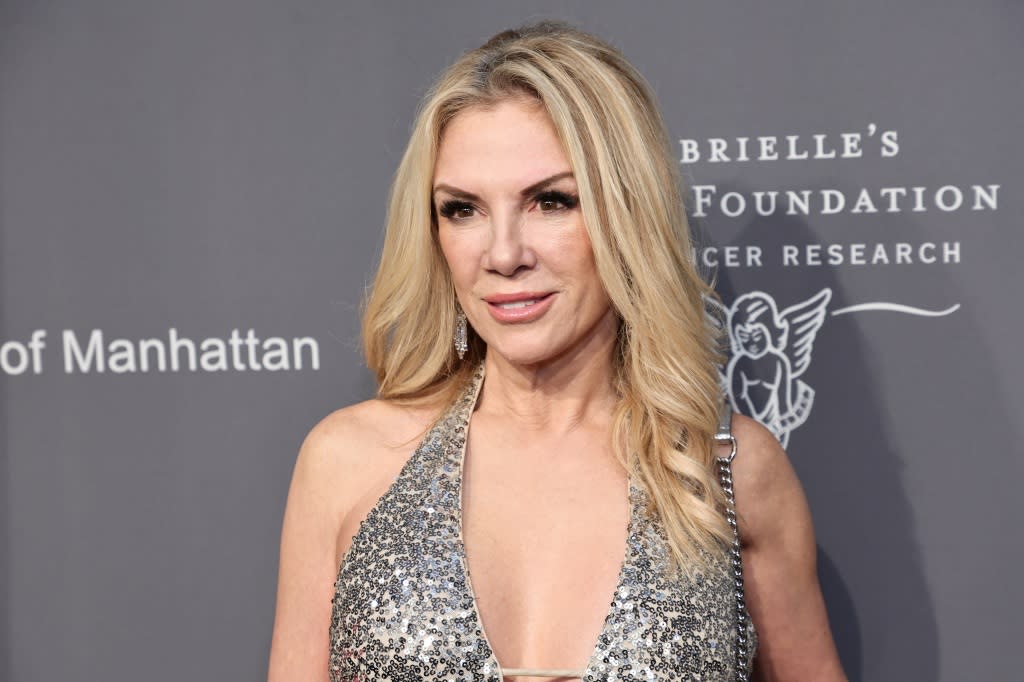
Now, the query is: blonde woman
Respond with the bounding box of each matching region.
[269,22,845,682]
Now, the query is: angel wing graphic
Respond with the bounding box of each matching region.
[779,288,831,380]
[717,288,832,447]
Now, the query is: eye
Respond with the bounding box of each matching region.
[533,190,579,214]
[438,200,476,222]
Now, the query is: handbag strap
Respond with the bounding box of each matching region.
[714,399,751,681]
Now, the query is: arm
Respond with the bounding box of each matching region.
[267,412,354,682]
[730,415,847,682]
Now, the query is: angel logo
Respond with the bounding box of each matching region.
[722,288,831,447]
[710,287,959,445]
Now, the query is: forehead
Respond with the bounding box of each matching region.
[433,98,572,188]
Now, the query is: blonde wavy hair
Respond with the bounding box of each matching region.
[362,21,731,569]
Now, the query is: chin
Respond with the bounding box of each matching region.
[485,337,565,368]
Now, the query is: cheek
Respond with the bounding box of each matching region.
[569,239,607,300]
[546,222,599,277]
[437,228,455,270]
[437,227,479,291]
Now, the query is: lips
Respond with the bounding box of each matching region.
[483,291,555,323]
[494,299,540,309]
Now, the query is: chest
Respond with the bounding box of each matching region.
[328,441,750,681]
[460,440,630,673]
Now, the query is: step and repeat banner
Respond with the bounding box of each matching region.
[2,2,1020,680]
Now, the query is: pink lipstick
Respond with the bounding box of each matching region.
[483,291,555,323]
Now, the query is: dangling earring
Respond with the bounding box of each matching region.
[454,309,468,360]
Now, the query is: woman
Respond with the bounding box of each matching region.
[268,22,846,682]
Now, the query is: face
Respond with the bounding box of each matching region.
[433,98,617,369]
[735,323,770,357]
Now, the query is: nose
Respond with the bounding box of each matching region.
[482,207,536,276]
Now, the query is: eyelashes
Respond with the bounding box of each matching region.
[535,190,579,212]
[437,190,580,222]
[437,199,475,221]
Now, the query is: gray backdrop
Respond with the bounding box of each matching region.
[2,2,1021,680]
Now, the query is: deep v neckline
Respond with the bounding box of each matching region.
[450,367,637,681]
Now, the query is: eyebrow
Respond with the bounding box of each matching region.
[432,171,575,202]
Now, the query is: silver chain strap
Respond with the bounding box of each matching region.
[716,434,750,681]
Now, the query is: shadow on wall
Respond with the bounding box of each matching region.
[701,187,939,682]
[816,547,861,680]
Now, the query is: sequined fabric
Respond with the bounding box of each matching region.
[329,367,756,680]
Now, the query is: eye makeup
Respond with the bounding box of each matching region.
[532,189,579,212]
[437,199,475,220]
[436,189,580,222]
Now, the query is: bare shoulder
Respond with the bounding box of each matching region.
[294,398,440,493]
[729,414,790,486]
[727,414,809,547]
[269,399,441,681]
[302,398,437,457]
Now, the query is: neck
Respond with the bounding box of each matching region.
[477,327,618,435]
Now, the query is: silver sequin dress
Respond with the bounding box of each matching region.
[329,369,757,681]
